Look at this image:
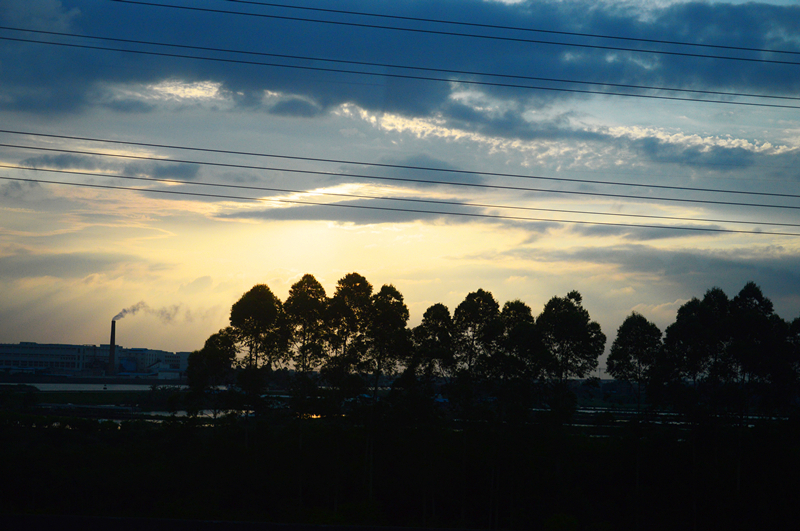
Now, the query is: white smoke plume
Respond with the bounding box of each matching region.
[113,302,184,323]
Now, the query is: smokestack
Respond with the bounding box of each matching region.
[109,320,116,376]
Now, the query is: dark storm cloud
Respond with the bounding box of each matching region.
[2,0,798,123]
[0,251,141,279]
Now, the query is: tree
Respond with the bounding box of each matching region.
[321,273,373,395]
[412,303,456,382]
[607,312,662,412]
[453,289,502,377]
[536,291,606,384]
[187,327,237,417]
[729,282,791,414]
[494,300,544,421]
[229,284,290,370]
[365,284,412,400]
[284,274,329,375]
[388,303,455,423]
[661,287,733,414]
[730,282,780,384]
[499,300,545,381]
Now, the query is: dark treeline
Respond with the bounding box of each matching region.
[5,277,800,529]
[188,272,607,422]
[189,274,800,421]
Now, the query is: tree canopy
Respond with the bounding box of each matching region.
[194,277,800,419]
[536,291,606,383]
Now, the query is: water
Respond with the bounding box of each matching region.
[31,383,186,392]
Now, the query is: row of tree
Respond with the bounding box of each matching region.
[609,281,800,416]
[188,275,800,420]
[188,273,606,419]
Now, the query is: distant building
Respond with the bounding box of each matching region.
[0,342,190,379]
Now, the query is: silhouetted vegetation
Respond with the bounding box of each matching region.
[5,276,800,529]
[187,274,800,421]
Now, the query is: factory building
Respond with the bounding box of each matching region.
[0,341,190,379]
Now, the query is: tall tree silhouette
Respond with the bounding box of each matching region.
[730,282,778,383]
[365,284,411,400]
[729,282,789,413]
[536,291,604,424]
[451,289,502,418]
[285,274,329,375]
[499,300,543,381]
[661,288,732,414]
[607,312,662,413]
[229,283,290,417]
[453,289,502,377]
[412,303,456,382]
[536,291,605,384]
[229,284,290,370]
[495,300,543,421]
[322,273,373,395]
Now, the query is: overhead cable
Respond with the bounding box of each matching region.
[2,142,799,211]
[3,26,797,103]
[2,130,798,201]
[3,174,798,237]
[4,34,796,109]
[6,163,798,229]
[108,0,800,66]
[224,0,800,57]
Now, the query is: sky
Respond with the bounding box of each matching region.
[1,0,800,366]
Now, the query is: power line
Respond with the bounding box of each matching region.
[5,34,797,109]
[6,163,798,229]
[3,142,799,211]
[4,26,797,104]
[109,0,800,66]
[3,174,798,237]
[225,0,800,58]
[2,130,799,201]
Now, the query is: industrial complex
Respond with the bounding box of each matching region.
[0,323,191,379]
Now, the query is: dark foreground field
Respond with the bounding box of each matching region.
[2,406,799,531]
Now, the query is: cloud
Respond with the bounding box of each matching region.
[178,275,214,295]
[0,251,142,279]
[269,97,324,117]
[441,101,602,143]
[0,180,41,198]
[631,136,758,169]
[3,0,799,125]
[361,153,485,187]
[542,243,800,301]
[102,98,157,114]
[568,222,726,241]
[0,0,79,32]
[19,154,200,181]
[216,198,457,225]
